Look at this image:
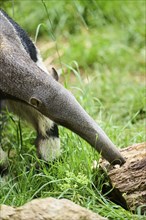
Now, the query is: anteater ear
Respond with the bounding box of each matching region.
[51,67,59,81]
[29,96,42,108]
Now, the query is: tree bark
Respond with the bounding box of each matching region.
[99,143,146,214]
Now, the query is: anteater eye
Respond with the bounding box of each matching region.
[29,97,42,108]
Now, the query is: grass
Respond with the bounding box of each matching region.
[0,0,146,219]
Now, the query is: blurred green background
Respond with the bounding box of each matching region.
[1,0,145,143]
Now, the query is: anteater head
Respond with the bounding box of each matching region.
[0,9,125,165]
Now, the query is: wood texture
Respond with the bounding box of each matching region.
[100,143,146,214]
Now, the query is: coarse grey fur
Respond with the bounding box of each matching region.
[0,9,61,165]
[0,9,125,167]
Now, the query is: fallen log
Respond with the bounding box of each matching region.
[99,143,146,214]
